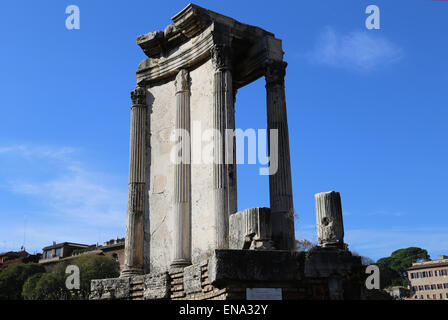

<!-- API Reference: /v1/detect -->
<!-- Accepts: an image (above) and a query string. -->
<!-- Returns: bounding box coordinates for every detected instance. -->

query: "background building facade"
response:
[408,255,448,300]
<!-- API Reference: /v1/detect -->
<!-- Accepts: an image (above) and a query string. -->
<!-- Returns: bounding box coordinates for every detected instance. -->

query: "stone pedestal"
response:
[91,248,362,300]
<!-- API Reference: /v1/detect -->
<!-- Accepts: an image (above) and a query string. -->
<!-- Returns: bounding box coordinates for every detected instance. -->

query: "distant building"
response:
[0,250,41,269]
[39,242,90,264]
[407,255,448,300]
[99,239,125,268]
[384,286,409,300]
[39,239,125,270]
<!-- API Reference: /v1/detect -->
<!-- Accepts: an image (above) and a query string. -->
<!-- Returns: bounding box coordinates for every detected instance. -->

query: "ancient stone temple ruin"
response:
[90,4,363,300]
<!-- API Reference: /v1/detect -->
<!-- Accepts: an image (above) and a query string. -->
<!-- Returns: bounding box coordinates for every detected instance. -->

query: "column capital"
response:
[264,60,287,87]
[210,44,232,71]
[175,69,190,93]
[130,85,147,107]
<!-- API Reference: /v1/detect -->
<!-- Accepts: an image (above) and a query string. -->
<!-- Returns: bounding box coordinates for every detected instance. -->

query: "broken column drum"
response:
[315,191,344,247]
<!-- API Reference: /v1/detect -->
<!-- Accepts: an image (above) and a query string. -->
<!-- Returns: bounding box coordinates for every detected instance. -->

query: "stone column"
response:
[211,44,233,249]
[121,85,147,277]
[171,69,192,267]
[226,89,238,215]
[265,60,295,250]
[315,191,344,247]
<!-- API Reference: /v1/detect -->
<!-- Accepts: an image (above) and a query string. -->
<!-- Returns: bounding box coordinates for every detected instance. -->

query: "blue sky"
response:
[0,0,447,261]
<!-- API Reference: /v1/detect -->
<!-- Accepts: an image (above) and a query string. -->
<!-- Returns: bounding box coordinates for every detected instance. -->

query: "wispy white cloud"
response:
[365,210,405,217]
[345,227,448,260]
[0,144,127,252]
[11,165,126,227]
[307,27,402,71]
[0,144,77,161]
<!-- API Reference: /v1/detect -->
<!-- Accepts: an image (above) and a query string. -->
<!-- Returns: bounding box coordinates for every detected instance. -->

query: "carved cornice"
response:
[137,4,274,59]
[265,60,287,87]
[175,69,190,93]
[135,4,285,87]
[136,26,214,85]
[130,85,146,106]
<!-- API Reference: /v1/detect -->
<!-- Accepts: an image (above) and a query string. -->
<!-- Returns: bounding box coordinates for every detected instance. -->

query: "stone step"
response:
[130,291,144,297]
[203,284,213,292]
[130,286,144,291]
[170,277,183,285]
[171,284,184,292]
[170,291,186,299]
[170,272,184,279]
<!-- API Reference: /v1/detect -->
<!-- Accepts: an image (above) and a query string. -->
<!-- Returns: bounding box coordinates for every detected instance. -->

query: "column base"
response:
[170,259,191,269]
[120,268,144,278]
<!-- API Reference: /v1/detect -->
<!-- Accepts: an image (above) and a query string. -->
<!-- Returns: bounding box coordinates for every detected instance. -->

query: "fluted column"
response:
[171,69,192,267]
[265,60,295,250]
[121,85,147,277]
[227,89,238,215]
[211,44,233,249]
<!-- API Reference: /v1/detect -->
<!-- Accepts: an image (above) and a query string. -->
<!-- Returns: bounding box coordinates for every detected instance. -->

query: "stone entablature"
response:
[135,4,283,89]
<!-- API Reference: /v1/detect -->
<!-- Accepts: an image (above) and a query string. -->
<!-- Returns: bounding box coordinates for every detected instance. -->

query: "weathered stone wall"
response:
[189,59,216,264]
[146,79,176,273]
[145,59,217,273]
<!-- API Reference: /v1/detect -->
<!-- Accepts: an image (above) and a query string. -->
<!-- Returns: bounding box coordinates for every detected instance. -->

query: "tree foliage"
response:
[363,288,393,300]
[0,263,45,300]
[23,255,119,300]
[351,251,374,266]
[1,254,120,300]
[295,239,317,252]
[75,254,119,298]
[22,272,71,300]
[376,247,429,288]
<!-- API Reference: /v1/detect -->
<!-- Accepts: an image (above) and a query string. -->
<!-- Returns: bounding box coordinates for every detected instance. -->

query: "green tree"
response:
[22,272,71,300]
[22,273,43,300]
[376,247,429,288]
[351,251,375,266]
[75,254,119,298]
[0,263,45,300]
[295,239,317,252]
[22,254,119,300]
[363,288,393,300]
[22,262,74,300]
